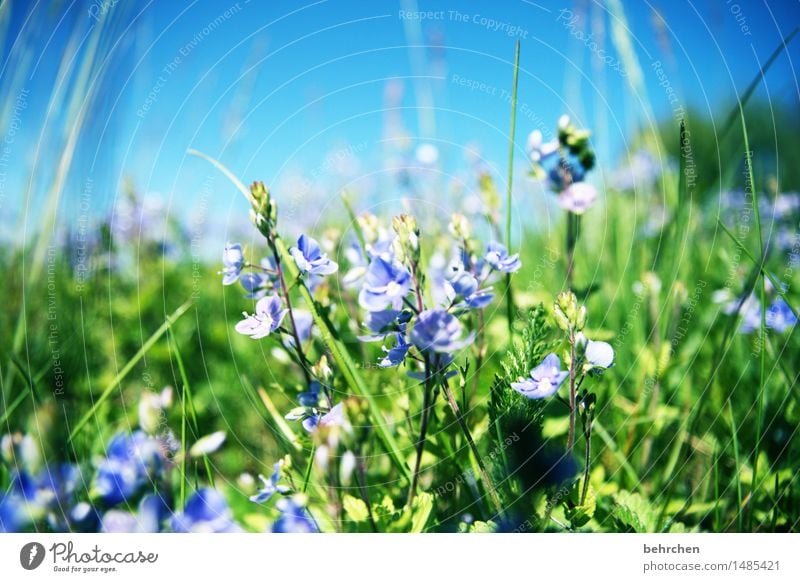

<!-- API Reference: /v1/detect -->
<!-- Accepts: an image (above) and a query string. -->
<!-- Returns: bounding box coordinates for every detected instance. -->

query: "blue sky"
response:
[2,0,799,241]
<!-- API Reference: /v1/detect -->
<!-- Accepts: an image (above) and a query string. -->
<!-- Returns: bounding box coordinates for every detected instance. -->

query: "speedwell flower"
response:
[272,497,317,533]
[290,234,338,276]
[484,241,521,273]
[450,271,494,309]
[235,294,287,340]
[557,182,597,215]
[220,243,244,285]
[410,309,475,354]
[95,431,165,506]
[250,460,289,504]
[766,298,798,333]
[171,488,242,533]
[584,339,615,371]
[511,353,568,400]
[358,257,413,311]
[378,332,411,368]
[101,494,165,533]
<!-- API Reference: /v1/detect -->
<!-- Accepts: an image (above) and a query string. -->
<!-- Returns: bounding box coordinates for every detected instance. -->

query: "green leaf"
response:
[342,494,369,523]
[410,492,434,533]
[566,486,596,528]
[611,490,656,533]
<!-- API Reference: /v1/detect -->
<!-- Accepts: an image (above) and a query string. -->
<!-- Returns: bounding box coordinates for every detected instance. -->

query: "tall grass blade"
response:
[68,300,193,441]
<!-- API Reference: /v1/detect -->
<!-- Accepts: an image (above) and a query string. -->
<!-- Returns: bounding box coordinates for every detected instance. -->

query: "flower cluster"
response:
[527,116,598,214]
[0,384,318,533]
[352,212,518,376]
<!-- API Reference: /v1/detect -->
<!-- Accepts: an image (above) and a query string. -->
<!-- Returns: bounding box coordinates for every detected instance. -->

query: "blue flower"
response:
[235,294,287,339]
[0,493,29,532]
[95,431,165,506]
[171,489,242,533]
[547,160,586,190]
[358,257,413,311]
[766,298,797,333]
[358,309,409,342]
[290,234,338,276]
[69,502,100,533]
[0,463,82,532]
[484,241,521,273]
[240,272,267,299]
[527,130,559,164]
[301,402,347,433]
[272,497,317,533]
[410,309,475,354]
[297,381,322,407]
[450,271,494,309]
[249,461,289,504]
[221,243,245,285]
[101,495,166,533]
[379,332,411,368]
[511,354,568,399]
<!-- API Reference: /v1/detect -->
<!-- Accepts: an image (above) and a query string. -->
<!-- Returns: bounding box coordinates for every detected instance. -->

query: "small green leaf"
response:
[410,492,434,533]
[566,486,596,527]
[611,490,656,533]
[342,494,369,523]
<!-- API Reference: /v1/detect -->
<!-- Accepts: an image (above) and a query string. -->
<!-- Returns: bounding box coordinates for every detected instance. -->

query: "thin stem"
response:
[408,357,434,505]
[567,334,577,452]
[441,378,504,516]
[470,311,486,399]
[580,405,594,506]
[504,42,520,337]
[244,261,277,274]
[268,235,312,386]
[504,40,520,247]
[565,213,578,288]
[302,443,316,493]
[356,452,379,532]
[411,263,425,313]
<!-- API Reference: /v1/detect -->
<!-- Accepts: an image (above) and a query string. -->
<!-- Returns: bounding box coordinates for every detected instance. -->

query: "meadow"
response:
[0,5,798,534]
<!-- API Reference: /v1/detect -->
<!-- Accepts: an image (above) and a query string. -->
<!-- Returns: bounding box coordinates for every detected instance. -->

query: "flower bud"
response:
[357,212,380,244]
[448,213,472,240]
[312,355,333,382]
[554,291,585,332]
[249,181,278,234]
[392,214,420,264]
[339,450,357,486]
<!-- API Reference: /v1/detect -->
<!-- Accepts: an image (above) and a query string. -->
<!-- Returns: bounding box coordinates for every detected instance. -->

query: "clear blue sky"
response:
[1,0,798,241]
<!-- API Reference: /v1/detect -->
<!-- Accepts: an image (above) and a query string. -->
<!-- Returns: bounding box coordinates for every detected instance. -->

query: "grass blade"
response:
[504,41,520,336]
[727,399,744,531]
[68,300,193,441]
[716,221,799,322]
[504,40,520,248]
[720,28,799,139]
[740,107,768,530]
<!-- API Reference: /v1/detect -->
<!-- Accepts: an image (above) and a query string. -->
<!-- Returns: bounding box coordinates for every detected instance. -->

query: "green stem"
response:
[408,358,434,505]
[580,406,594,506]
[268,234,312,387]
[441,378,504,517]
[504,40,520,248]
[503,42,521,337]
[567,334,577,452]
